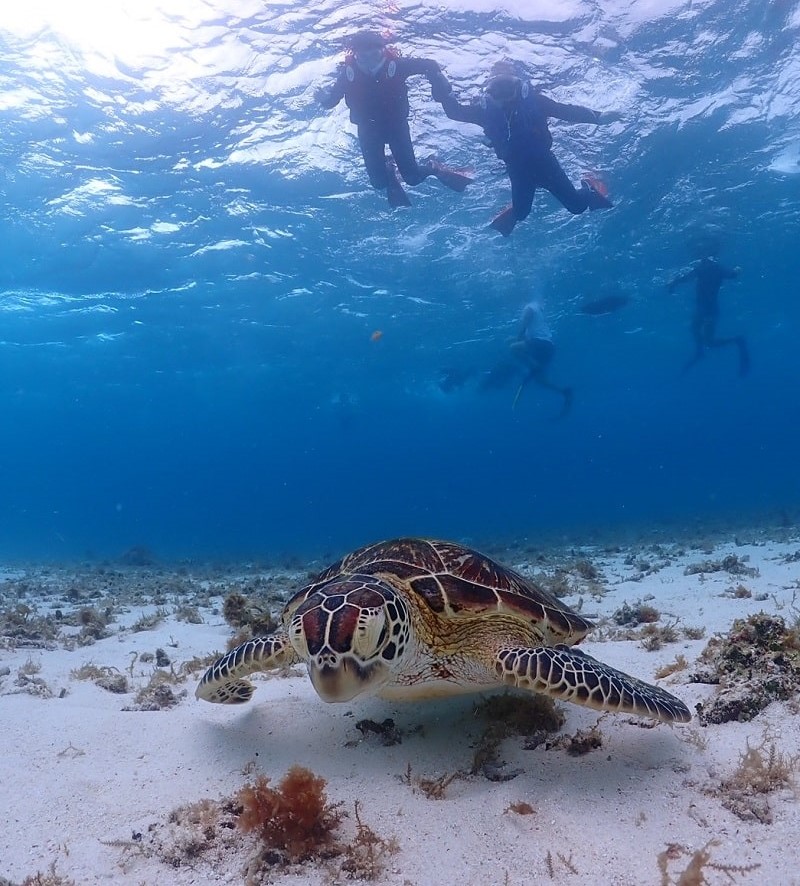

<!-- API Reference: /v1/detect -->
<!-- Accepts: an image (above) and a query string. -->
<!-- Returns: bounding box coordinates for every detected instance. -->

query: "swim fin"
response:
[387,182,412,207]
[429,160,473,192]
[386,164,411,207]
[490,204,516,236]
[581,175,613,210]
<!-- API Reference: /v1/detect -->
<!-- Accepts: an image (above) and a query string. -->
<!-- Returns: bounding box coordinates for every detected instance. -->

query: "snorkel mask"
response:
[485,74,526,105]
[351,31,387,75]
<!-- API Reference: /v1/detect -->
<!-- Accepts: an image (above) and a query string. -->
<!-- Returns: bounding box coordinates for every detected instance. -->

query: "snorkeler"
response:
[510,300,572,415]
[439,62,622,235]
[667,256,749,376]
[315,31,472,206]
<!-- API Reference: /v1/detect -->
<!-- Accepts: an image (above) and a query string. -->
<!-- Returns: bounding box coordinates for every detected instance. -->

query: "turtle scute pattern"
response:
[196,537,692,725]
[331,538,592,643]
[496,644,692,723]
[197,635,297,704]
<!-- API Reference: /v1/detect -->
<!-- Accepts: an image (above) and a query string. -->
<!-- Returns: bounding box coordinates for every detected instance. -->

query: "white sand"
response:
[2,532,800,885]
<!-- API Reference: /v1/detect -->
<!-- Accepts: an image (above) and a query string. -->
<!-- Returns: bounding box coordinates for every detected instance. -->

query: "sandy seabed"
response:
[2,527,800,886]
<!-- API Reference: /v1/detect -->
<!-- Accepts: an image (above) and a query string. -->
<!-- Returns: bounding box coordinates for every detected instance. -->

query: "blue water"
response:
[1,1,798,561]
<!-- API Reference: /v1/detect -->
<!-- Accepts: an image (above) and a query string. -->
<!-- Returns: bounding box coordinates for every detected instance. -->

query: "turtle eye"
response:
[351,609,387,659]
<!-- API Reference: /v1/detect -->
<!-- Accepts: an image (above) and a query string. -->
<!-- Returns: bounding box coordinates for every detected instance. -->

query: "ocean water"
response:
[0,0,798,562]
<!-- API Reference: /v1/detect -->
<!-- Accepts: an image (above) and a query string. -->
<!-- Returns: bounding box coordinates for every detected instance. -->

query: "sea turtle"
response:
[196,538,691,723]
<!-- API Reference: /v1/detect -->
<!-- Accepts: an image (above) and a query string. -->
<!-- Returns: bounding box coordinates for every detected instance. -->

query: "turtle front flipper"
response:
[495,644,691,724]
[196,634,299,704]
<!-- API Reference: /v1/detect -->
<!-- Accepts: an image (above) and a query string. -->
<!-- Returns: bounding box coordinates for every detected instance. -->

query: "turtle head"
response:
[289,576,412,702]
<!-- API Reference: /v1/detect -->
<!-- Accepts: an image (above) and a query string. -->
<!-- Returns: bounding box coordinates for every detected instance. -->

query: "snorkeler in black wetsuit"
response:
[667,256,749,376]
[315,30,471,206]
[439,66,621,235]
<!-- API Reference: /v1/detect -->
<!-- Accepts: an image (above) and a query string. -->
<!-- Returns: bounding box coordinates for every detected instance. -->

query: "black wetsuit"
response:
[441,88,604,220]
[317,54,448,189]
[669,258,748,373]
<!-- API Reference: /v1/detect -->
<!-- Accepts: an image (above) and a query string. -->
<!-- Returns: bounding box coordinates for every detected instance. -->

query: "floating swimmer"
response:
[667,256,749,377]
[315,31,472,207]
[509,300,572,416]
[439,60,622,235]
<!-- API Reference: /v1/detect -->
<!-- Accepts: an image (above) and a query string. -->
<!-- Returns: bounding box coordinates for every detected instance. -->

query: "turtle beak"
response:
[309,657,388,702]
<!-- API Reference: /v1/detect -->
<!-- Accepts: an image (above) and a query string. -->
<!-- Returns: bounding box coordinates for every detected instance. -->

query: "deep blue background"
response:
[0,1,798,560]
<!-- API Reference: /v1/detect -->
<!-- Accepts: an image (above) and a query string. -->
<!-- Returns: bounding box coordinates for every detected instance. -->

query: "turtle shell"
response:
[283,537,593,646]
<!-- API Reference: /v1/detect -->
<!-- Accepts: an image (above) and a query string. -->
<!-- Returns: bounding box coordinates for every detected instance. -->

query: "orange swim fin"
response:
[430,160,473,192]
[581,174,613,210]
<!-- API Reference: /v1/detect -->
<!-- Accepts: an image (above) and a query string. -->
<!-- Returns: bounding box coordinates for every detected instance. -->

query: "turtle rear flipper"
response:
[196,633,298,704]
[495,644,691,724]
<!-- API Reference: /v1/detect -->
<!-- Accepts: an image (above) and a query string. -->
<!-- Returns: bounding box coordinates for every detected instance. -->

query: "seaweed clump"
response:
[692,613,800,724]
[530,557,606,600]
[1,863,77,885]
[113,769,396,882]
[67,606,113,645]
[354,717,404,746]
[612,600,661,626]
[657,840,759,885]
[0,603,61,648]
[400,765,459,799]
[156,798,235,868]
[553,723,604,756]
[222,592,277,639]
[71,663,129,694]
[684,554,758,578]
[471,693,564,778]
[235,766,397,881]
[236,766,344,863]
[339,801,399,880]
[123,669,186,711]
[710,739,798,824]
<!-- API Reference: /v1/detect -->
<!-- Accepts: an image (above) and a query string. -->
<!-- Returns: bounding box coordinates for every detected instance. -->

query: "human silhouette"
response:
[316,31,471,206]
[439,64,621,234]
[509,300,572,414]
[667,256,749,375]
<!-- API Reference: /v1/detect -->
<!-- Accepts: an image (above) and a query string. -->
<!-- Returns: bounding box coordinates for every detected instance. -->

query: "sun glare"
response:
[0,0,218,70]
